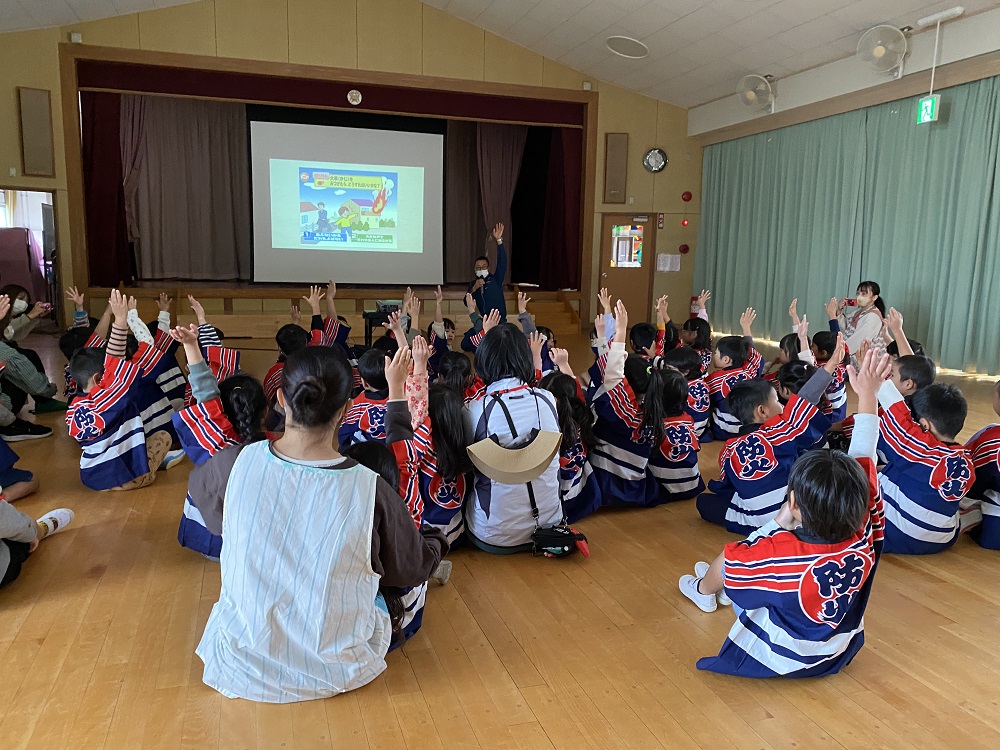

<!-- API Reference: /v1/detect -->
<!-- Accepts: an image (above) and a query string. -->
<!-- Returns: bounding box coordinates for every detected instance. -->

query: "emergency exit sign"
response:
[917,94,940,124]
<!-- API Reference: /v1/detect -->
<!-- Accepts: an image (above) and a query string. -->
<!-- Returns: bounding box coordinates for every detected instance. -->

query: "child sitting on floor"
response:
[697,335,845,536]
[705,308,764,440]
[65,291,175,491]
[1,504,74,590]
[679,349,889,679]
[963,380,1000,550]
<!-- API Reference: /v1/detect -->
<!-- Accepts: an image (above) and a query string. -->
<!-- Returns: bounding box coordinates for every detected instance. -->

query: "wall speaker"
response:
[17,88,55,178]
[603,132,628,204]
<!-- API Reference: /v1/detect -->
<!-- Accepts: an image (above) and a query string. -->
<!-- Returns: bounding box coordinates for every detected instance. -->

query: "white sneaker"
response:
[431,559,452,586]
[37,508,74,538]
[162,449,186,470]
[694,561,732,606]
[679,574,717,613]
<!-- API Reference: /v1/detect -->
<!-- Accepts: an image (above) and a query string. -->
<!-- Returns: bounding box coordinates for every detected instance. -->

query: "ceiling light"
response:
[606,36,649,59]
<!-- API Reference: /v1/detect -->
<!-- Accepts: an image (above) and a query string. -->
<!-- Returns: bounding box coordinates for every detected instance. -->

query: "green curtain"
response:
[696,75,1000,373]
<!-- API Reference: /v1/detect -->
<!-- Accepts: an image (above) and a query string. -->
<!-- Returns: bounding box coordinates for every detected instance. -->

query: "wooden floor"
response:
[4,332,1000,750]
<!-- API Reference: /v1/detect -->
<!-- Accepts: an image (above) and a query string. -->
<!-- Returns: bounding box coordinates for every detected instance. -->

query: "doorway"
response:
[598,213,656,319]
[0,189,58,326]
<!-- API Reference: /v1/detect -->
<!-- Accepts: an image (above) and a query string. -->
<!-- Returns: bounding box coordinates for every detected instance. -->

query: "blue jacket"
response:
[467,241,507,318]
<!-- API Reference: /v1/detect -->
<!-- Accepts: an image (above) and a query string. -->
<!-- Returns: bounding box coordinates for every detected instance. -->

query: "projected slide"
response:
[298,167,401,250]
[250,120,443,285]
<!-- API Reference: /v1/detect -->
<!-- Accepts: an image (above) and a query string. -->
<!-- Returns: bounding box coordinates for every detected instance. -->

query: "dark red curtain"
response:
[81,91,131,286]
[539,127,583,290]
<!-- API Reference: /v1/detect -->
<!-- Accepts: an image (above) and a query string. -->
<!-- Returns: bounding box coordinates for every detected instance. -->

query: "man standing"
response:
[468,223,507,319]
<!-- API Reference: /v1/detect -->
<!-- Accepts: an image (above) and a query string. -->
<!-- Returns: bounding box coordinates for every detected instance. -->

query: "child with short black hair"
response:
[678,349,888,678]
[697,335,845,535]
[877,377,975,554]
[263,286,326,405]
[338,347,391,447]
[705,308,764,440]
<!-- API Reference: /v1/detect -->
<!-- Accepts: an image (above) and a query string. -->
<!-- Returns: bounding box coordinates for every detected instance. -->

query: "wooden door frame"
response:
[598,212,657,321]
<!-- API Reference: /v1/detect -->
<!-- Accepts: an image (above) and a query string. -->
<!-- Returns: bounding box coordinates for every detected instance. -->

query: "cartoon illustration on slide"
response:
[299,167,398,250]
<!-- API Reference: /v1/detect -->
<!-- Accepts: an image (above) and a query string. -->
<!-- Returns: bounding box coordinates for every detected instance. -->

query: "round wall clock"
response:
[643,147,668,173]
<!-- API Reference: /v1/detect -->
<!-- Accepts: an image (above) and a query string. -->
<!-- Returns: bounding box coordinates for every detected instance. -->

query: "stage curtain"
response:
[444,120,482,284]
[131,96,252,280]
[81,91,132,287]
[477,122,528,284]
[120,94,147,243]
[696,73,1000,373]
[539,127,583,291]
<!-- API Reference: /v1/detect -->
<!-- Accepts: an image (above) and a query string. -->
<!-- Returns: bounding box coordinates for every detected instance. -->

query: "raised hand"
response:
[825,297,839,320]
[797,314,810,343]
[886,307,904,336]
[847,348,892,415]
[402,286,414,314]
[290,305,302,325]
[65,286,85,311]
[157,292,172,313]
[126,295,138,312]
[465,292,477,315]
[613,300,628,343]
[655,295,669,325]
[385,345,412,401]
[740,307,756,336]
[518,291,531,315]
[492,222,504,243]
[823,333,846,374]
[410,297,422,329]
[385,310,406,341]
[109,289,129,323]
[482,309,502,334]
[326,279,336,300]
[302,285,325,315]
[788,298,799,327]
[856,338,872,365]
[0,295,10,321]
[598,287,612,314]
[411,335,431,373]
[528,330,545,359]
[552,347,571,370]
[697,289,712,310]
[188,295,207,326]
[168,323,199,346]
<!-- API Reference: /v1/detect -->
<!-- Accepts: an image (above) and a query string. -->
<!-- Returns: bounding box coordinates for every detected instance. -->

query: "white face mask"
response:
[475,269,489,279]
[12,299,28,315]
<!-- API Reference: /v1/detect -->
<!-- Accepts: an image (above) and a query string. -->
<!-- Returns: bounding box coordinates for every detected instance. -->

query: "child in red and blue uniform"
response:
[646,366,704,503]
[65,291,174,491]
[705,308,764,440]
[697,338,845,536]
[678,349,889,679]
[338,348,391,447]
[663,346,709,438]
[876,378,975,554]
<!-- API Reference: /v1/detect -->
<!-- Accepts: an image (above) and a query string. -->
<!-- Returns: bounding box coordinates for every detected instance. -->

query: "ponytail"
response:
[219,374,267,444]
[640,366,668,444]
[427,384,474,479]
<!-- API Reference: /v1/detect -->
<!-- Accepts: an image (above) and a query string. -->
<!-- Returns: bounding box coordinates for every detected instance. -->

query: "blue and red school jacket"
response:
[697,456,884,678]
[816,359,848,423]
[706,394,830,536]
[390,418,471,544]
[964,424,1000,550]
[65,344,166,490]
[338,390,389,447]
[686,378,710,438]
[172,398,241,558]
[428,329,450,381]
[705,345,764,440]
[64,328,115,403]
[647,414,704,503]
[558,437,602,523]
[877,387,976,554]
[181,329,241,408]
[587,353,661,508]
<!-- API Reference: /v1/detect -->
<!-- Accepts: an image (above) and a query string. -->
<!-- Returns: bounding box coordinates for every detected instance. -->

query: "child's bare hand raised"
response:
[302,285,325,316]
[66,286,85,311]
[465,292,476,315]
[168,323,199,346]
[825,297,839,320]
[552,347,571,371]
[613,300,628,343]
[847,348,892,415]
[290,305,302,325]
[655,295,669,325]
[109,289,129,323]
[188,295,207,325]
[856,338,872,365]
[739,307,756,336]
[385,346,412,401]
[518,291,530,315]
[0,295,10,321]
[886,307,904,336]
[482,309,502,334]
[157,292,172,313]
[598,287,612,314]
[411,335,430,374]
[788,298,800,327]
[697,289,711,310]
[822,333,845,375]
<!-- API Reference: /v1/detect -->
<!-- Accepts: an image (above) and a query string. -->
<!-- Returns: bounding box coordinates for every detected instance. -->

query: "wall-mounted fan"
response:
[857,25,908,77]
[737,74,776,113]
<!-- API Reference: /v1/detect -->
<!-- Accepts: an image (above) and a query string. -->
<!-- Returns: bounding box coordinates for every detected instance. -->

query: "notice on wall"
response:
[657,253,681,272]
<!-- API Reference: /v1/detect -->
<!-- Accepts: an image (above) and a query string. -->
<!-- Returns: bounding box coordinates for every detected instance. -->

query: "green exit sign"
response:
[917,94,940,124]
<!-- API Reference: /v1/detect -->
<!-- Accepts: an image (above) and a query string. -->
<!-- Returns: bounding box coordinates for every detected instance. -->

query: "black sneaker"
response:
[0,418,53,442]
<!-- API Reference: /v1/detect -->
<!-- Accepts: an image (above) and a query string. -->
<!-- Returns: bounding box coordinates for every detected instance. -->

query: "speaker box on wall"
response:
[17,87,55,178]
[603,132,628,204]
